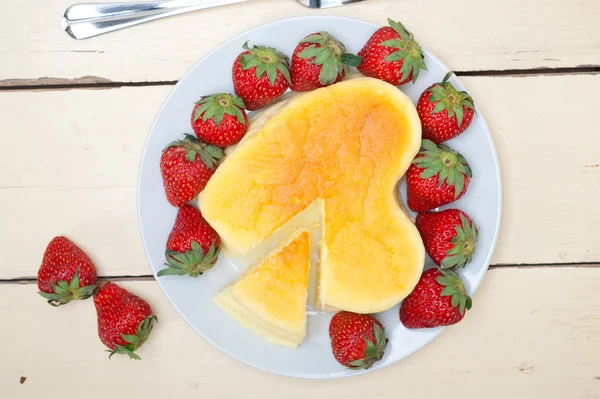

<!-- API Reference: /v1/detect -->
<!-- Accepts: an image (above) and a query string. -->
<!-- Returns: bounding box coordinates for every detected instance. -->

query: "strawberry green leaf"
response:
[69,267,80,290]
[239,42,291,87]
[432,102,446,114]
[380,18,427,83]
[456,106,465,127]
[160,242,220,278]
[122,334,140,344]
[340,53,363,67]
[255,63,266,79]
[298,32,358,86]
[414,141,471,199]
[165,134,224,169]
[276,63,292,85]
[194,93,247,128]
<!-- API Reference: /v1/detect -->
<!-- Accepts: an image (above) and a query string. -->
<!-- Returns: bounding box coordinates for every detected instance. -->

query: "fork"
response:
[61,0,364,40]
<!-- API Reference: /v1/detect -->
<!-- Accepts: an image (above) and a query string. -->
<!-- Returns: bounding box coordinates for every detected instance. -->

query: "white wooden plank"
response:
[1,75,599,279]
[1,267,599,398]
[1,0,599,84]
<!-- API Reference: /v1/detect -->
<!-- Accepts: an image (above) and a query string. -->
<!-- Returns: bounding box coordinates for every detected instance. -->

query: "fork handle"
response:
[61,0,253,40]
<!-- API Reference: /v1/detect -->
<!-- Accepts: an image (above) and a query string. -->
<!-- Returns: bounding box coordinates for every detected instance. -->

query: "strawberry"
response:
[400,268,472,328]
[417,72,476,144]
[357,18,427,86]
[158,204,221,277]
[232,42,291,110]
[160,134,224,207]
[290,32,363,92]
[416,209,479,269]
[329,311,388,370]
[37,236,97,306]
[191,93,248,147]
[94,282,157,360]
[406,140,472,212]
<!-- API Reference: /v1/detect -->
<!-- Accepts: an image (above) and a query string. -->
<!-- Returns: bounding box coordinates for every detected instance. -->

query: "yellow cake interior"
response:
[202,76,425,314]
[213,229,311,348]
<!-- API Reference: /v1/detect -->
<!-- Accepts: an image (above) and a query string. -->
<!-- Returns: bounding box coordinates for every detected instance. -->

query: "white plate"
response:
[138,16,502,379]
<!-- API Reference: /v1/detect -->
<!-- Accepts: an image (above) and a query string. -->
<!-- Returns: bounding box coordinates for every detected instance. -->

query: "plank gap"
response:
[4,264,599,285]
[0,66,598,91]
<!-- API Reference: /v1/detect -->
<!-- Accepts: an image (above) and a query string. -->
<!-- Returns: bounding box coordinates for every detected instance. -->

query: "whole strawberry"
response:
[191,93,248,147]
[400,268,472,328]
[158,204,221,277]
[290,32,363,92]
[357,18,427,85]
[417,72,476,144]
[329,311,388,369]
[37,236,97,306]
[232,42,291,110]
[416,209,478,269]
[160,134,224,207]
[94,282,157,360]
[406,139,472,212]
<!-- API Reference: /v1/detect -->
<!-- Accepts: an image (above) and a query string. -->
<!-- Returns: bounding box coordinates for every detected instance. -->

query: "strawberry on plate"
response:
[37,236,97,306]
[417,71,476,144]
[290,31,363,92]
[329,311,388,370]
[160,134,224,208]
[158,204,221,277]
[400,268,472,329]
[357,18,427,85]
[94,282,157,360]
[406,139,472,212]
[416,209,479,269]
[191,93,248,147]
[232,42,291,110]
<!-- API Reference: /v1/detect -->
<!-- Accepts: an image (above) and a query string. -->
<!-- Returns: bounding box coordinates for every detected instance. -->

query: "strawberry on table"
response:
[329,311,388,370]
[400,268,472,329]
[158,204,221,277]
[160,134,224,208]
[37,236,97,306]
[232,42,291,110]
[416,209,479,269]
[290,31,363,92]
[406,139,472,212]
[191,93,248,147]
[94,282,157,360]
[357,18,427,86]
[417,71,476,143]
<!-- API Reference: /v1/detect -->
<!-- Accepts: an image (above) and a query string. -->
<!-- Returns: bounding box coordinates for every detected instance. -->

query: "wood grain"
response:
[1,0,599,85]
[2,75,599,278]
[2,267,599,398]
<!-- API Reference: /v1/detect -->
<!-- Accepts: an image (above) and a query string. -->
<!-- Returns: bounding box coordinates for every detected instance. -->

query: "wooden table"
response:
[2,0,599,397]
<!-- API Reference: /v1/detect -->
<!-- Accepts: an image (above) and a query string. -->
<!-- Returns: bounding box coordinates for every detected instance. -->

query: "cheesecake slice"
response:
[213,229,311,348]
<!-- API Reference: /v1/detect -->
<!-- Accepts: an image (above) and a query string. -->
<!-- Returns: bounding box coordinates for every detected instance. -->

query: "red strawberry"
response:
[158,204,221,277]
[37,236,97,306]
[357,18,427,85]
[329,311,388,369]
[191,93,248,147]
[400,268,472,328]
[160,134,224,207]
[417,72,476,144]
[94,282,157,360]
[416,209,479,269]
[290,32,363,92]
[406,140,472,212]
[232,42,291,110]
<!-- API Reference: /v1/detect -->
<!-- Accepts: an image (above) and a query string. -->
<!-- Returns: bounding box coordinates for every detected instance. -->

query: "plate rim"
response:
[137,14,503,380]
